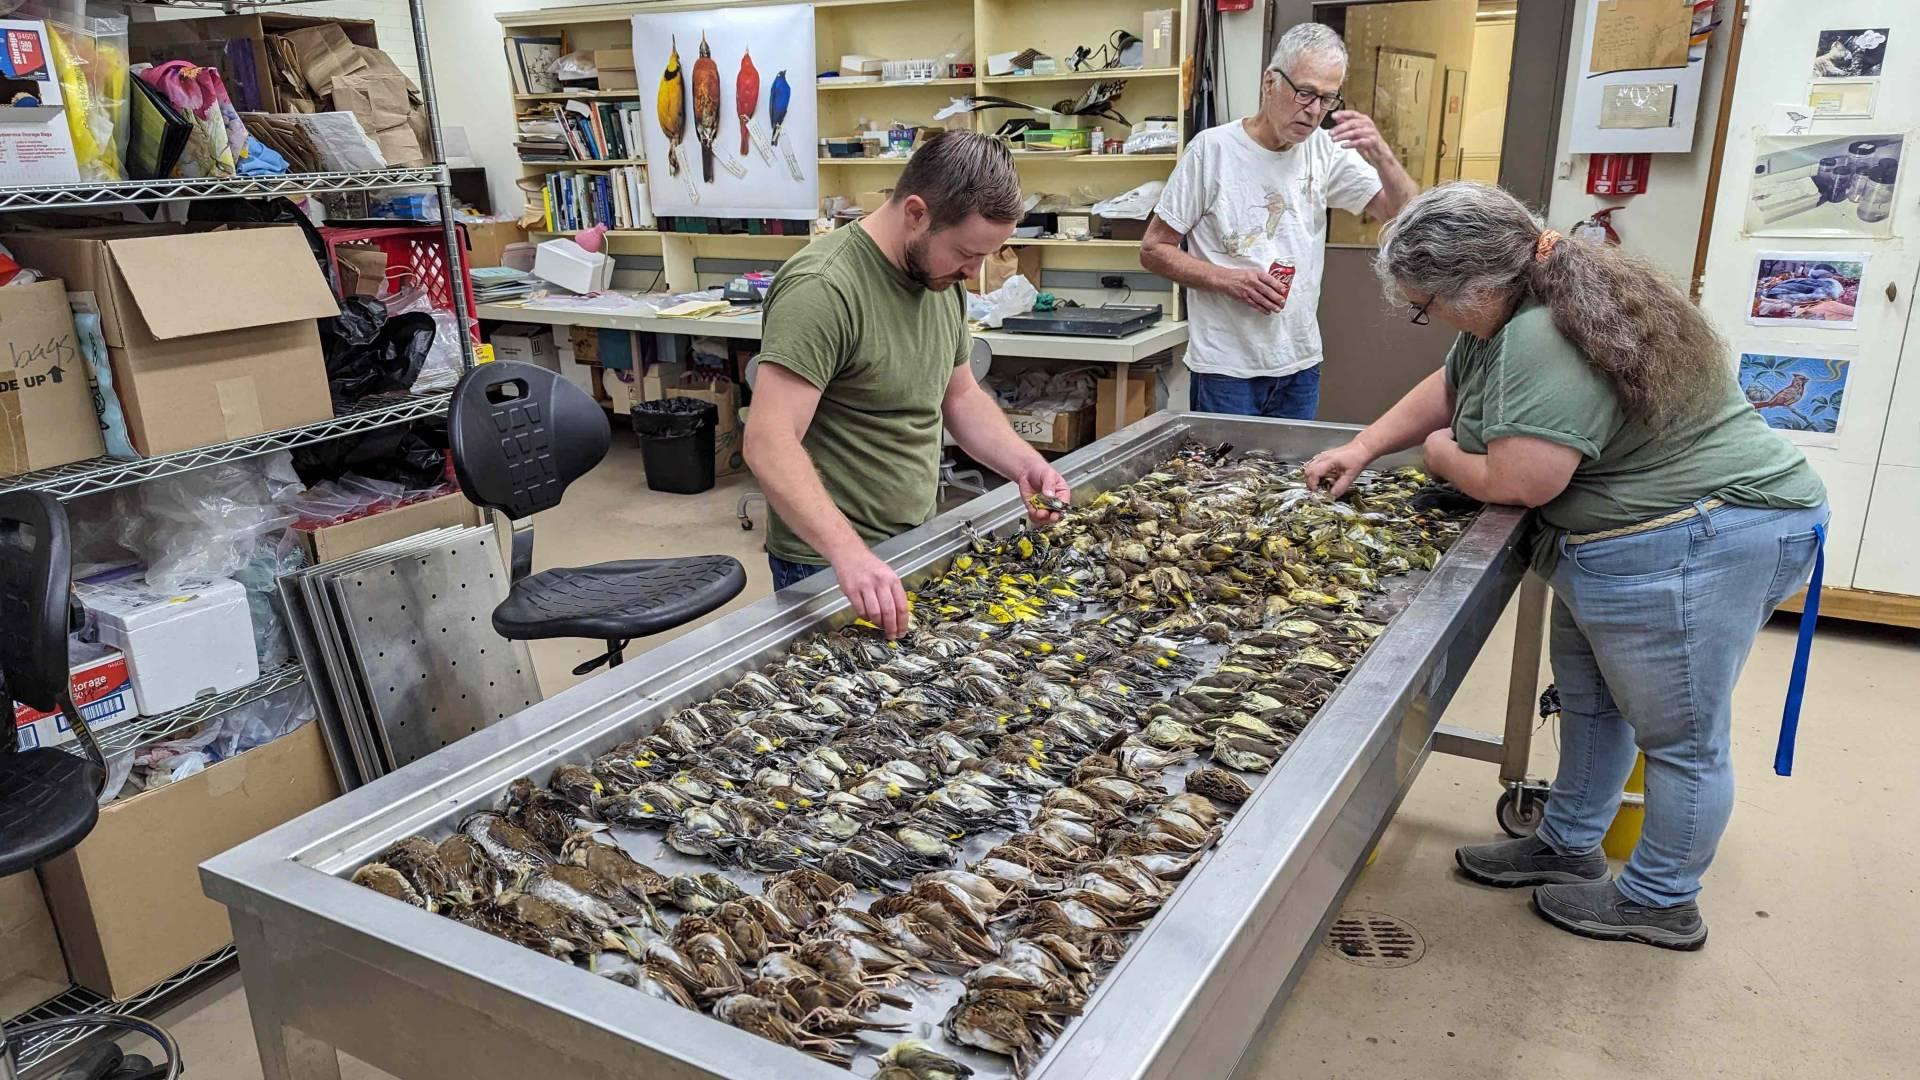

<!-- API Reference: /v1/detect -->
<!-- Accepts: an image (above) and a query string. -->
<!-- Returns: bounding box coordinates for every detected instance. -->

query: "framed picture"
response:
[1811,27,1888,79]
[1747,252,1865,330]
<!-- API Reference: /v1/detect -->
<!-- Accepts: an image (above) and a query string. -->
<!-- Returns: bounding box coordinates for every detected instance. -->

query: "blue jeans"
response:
[1536,500,1828,908]
[1188,367,1321,420]
[769,554,826,590]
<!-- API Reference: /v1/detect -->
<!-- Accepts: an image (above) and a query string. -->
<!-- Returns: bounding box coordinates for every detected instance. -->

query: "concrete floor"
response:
[134,441,1919,1080]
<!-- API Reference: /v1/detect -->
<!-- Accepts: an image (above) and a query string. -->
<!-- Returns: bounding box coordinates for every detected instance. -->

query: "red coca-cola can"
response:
[1268,259,1296,308]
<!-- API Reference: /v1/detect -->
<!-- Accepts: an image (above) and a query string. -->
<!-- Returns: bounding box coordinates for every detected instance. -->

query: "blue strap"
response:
[1774,522,1826,777]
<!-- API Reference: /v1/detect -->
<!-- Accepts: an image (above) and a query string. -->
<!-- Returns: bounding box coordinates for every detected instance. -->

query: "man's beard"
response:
[904,234,959,291]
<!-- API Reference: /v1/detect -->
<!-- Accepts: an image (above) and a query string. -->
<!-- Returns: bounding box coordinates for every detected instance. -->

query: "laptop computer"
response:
[1001,304,1163,338]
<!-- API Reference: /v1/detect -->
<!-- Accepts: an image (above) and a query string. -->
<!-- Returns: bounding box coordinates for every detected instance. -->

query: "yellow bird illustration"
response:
[657,36,687,176]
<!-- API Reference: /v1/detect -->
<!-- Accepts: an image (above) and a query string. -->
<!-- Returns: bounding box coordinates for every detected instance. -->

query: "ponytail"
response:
[1523,234,1729,427]
[1379,182,1728,428]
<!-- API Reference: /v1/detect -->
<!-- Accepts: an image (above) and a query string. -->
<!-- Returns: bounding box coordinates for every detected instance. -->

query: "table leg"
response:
[1111,365,1130,434]
[1501,572,1550,784]
[231,912,342,1080]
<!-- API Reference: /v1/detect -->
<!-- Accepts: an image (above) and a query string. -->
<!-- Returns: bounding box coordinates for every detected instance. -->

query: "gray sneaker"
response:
[1532,879,1708,951]
[1454,834,1609,888]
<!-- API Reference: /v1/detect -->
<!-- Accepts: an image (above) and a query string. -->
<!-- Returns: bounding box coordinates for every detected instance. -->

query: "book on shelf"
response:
[539,166,654,233]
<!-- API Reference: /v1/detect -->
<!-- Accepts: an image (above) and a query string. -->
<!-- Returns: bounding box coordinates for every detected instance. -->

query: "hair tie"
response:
[1535,229,1561,263]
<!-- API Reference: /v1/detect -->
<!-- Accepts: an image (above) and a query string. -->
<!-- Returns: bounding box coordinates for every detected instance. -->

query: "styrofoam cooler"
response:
[76,577,259,716]
[532,238,614,294]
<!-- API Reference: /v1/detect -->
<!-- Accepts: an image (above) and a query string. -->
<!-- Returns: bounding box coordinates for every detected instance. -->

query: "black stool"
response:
[448,361,748,676]
[1,492,181,1078]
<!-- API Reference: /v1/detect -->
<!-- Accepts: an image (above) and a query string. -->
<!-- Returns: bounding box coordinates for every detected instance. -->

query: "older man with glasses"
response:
[1143,22,1417,419]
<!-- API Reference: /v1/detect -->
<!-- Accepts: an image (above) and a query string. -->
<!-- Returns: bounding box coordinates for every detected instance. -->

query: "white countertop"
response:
[474,301,1188,363]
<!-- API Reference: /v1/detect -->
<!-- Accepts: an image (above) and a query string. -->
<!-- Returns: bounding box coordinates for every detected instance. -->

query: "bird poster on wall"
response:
[1739,350,1852,448]
[633,3,817,220]
[1747,252,1865,330]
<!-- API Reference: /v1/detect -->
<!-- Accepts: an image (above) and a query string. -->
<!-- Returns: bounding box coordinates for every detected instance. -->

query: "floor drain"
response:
[1325,910,1425,968]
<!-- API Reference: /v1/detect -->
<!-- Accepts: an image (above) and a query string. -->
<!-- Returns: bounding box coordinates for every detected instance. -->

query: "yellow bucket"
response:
[1601,754,1646,861]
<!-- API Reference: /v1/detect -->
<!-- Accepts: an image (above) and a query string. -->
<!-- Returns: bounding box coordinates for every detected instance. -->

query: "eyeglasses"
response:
[1277,70,1344,113]
[1408,295,1435,325]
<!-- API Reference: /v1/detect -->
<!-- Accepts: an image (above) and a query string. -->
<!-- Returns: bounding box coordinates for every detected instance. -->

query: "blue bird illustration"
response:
[1759,264,1845,303]
[770,70,792,145]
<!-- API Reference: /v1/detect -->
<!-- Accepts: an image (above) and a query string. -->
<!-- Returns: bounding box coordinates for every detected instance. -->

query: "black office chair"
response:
[448,361,748,676]
[1,492,182,1079]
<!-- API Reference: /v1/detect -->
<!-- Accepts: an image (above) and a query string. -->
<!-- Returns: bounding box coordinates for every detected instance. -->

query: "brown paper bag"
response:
[336,247,389,297]
[331,73,425,167]
[283,23,368,101]
[978,245,1042,292]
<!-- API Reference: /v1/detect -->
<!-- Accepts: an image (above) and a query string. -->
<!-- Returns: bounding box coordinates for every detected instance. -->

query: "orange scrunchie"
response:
[1535,229,1562,263]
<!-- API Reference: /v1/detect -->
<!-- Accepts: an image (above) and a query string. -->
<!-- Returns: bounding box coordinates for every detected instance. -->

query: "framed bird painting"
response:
[633,3,819,220]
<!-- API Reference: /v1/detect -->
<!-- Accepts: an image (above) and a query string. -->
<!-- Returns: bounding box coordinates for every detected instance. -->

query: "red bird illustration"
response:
[737,47,760,157]
[692,32,721,183]
[1751,373,1810,411]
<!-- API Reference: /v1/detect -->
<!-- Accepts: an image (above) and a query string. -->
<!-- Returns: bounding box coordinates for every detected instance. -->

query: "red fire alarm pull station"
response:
[1587,153,1652,196]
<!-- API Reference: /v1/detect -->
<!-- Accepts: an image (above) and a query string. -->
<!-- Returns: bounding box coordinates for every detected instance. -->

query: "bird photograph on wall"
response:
[1748,254,1863,329]
[692,32,721,182]
[634,3,816,215]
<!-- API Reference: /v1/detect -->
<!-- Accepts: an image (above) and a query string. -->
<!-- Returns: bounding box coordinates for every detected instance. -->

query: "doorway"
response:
[1258,0,1571,422]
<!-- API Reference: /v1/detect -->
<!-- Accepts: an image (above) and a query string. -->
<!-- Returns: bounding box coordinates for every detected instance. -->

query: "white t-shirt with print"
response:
[1154,121,1381,379]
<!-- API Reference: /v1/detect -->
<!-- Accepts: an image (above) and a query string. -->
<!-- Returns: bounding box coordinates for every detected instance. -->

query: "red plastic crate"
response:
[318,224,479,341]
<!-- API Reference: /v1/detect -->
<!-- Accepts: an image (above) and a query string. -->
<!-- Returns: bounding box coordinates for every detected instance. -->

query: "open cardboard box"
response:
[37,722,338,1001]
[0,870,68,1018]
[4,225,340,457]
[0,278,106,477]
[295,491,485,564]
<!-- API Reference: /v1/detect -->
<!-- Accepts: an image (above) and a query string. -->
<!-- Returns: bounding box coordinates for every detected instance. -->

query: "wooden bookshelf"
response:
[498,0,1188,304]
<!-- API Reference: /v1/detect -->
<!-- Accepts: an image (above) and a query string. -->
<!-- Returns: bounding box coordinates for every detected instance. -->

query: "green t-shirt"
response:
[757,223,968,564]
[1445,301,1826,575]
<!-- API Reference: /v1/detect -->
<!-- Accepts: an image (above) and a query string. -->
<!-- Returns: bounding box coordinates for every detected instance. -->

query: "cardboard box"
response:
[78,576,258,717]
[1003,405,1093,453]
[667,376,743,476]
[0,870,67,1019]
[463,221,528,269]
[856,190,890,214]
[1144,9,1178,69]
[0,279,107,477]
[13,641,134,751]
[567,325,602,364]
[4,227,339,457]
[487,323,559,370]
[0,20,82,185]
[294,491,484,564]
[596,47,637,91]
[1096,368,1159,438]
[38,722,339,1000]
[1094,214,1150,242]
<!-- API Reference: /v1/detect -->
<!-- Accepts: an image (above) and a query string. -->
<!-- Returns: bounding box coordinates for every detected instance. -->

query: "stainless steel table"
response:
[203,412,1529,1080]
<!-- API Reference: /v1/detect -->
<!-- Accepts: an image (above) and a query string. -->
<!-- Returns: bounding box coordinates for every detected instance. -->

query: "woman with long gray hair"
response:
[1306,182,1827,951]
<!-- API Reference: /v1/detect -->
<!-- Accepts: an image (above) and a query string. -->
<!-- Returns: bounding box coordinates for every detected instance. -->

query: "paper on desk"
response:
[657,299,733,319]
[1588,0,1691,75]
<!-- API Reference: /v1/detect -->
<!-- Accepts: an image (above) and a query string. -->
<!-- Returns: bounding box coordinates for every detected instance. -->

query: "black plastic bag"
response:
[321,297,434,407]
[292,417,449,489]
[632,397,717,439]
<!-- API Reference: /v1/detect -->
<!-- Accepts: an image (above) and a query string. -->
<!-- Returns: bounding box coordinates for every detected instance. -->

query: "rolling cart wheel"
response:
[1496,787,1547,838]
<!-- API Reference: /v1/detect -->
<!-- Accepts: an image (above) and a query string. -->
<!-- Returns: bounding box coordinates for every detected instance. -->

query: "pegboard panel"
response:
[335,528,540,770]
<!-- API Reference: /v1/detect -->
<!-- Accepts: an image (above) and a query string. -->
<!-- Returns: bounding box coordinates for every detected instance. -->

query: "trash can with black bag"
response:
[631,398,718,494]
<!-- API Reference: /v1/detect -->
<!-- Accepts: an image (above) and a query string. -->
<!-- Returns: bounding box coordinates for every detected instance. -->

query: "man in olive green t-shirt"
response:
[743,132,1071,639]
